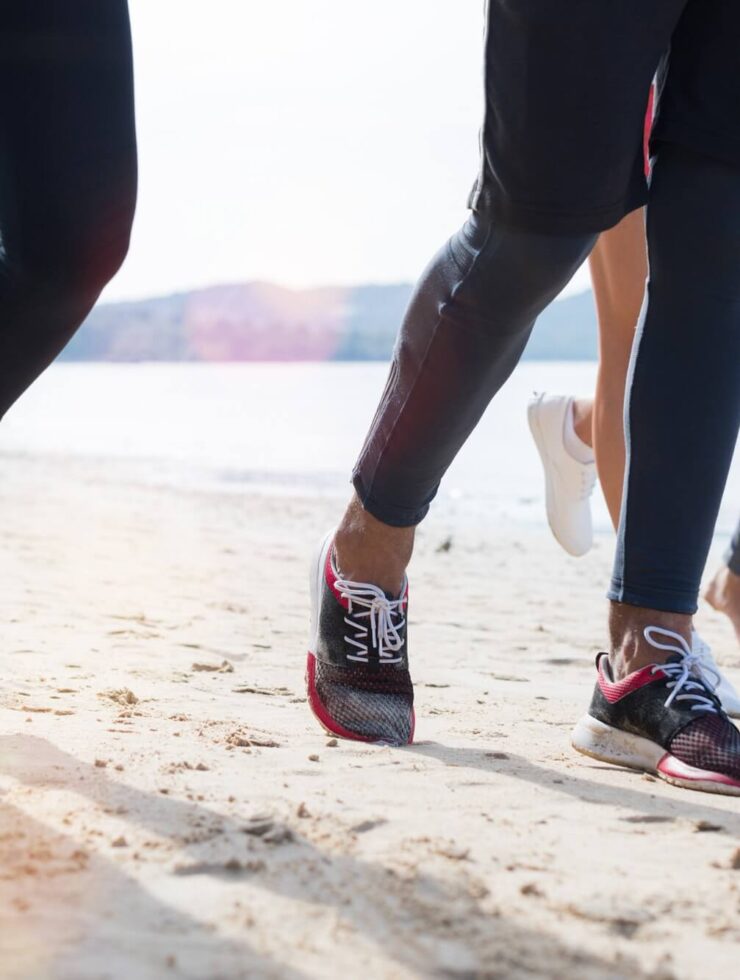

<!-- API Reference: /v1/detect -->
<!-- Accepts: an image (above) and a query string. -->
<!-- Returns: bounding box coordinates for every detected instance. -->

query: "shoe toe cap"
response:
[333,689,414,745]
[550,504,593,557]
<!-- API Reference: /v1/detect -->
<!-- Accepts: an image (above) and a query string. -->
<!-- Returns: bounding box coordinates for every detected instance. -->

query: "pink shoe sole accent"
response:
[657,752,740,790]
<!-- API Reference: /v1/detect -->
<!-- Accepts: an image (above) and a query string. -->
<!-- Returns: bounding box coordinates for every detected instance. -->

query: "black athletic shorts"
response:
[470,0,740,233]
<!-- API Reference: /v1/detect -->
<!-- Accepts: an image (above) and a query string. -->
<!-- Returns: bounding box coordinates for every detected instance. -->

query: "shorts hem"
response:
[471,184,648,235]
[652,118,740,171]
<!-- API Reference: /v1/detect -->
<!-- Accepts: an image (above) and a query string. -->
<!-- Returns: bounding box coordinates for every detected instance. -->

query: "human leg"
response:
[526,210,648,556]
[340,214,597,580]
[309,0,683,743]
[608,144,740,669]
[704,519,740,644]
[589,209,649,526]
[574,144,740,793]
[0,1,137,419]
[318,215,596,743]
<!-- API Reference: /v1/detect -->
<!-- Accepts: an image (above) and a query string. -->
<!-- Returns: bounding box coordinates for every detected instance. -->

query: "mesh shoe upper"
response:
[313,658,414,744]
[669,714,740,781]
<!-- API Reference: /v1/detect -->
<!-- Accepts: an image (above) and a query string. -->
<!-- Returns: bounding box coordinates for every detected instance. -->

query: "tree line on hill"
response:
[61,282,598,362]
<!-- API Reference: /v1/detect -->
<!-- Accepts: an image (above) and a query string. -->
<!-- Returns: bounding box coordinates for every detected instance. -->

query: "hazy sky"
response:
[107,0,590,301]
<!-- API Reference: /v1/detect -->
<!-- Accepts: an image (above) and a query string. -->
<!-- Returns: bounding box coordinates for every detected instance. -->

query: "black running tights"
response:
[353,144,740,614]
[0,2,137,419]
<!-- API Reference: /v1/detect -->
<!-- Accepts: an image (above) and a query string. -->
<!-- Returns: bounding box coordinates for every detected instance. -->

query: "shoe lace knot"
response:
[644,626,720,714]
[334,578,406,665]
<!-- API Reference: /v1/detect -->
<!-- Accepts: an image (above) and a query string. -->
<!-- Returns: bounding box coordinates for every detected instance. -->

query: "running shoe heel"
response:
[308,528,335,648]
[571,714,664,773]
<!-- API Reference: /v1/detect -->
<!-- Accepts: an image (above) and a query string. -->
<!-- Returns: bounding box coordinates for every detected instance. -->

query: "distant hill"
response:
[60,282,598,362]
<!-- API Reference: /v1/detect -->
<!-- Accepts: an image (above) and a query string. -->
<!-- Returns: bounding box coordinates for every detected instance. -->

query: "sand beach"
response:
[1,451,739,979]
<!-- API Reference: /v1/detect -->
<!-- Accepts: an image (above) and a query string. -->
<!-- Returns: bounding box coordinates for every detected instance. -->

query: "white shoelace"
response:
[334,577,406,665]
[644,626,720,713]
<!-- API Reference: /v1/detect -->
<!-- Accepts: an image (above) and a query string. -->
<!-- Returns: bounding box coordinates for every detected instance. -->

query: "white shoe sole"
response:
[527,396,591,557]
[571,714,740,797]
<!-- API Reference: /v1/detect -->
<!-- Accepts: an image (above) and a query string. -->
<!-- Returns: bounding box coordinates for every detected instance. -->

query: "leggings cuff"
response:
[607,581,698,616]
[351,471,430,528]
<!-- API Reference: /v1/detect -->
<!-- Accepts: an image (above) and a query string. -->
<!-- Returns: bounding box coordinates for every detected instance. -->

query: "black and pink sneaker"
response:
[572,627,740,796]
[306,530,414,745]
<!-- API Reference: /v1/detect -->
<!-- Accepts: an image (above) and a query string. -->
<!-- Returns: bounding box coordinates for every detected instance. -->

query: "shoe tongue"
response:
[664,653,684,666]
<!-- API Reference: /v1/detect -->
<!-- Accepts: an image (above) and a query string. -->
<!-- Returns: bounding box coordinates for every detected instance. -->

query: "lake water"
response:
[1,362,737,538]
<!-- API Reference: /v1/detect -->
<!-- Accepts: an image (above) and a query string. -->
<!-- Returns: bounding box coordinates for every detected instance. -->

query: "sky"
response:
[106,0,590,302]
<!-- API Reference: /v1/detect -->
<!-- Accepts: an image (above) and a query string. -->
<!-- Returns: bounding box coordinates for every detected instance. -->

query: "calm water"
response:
[1,362,737,536]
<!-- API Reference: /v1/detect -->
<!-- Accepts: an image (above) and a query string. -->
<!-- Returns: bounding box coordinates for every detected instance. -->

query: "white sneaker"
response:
[693,630,740,719]
[527,392,596,557]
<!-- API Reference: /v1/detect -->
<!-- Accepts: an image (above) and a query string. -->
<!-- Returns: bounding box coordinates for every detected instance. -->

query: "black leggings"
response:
[353,144,740,614]
[0,2,137,419]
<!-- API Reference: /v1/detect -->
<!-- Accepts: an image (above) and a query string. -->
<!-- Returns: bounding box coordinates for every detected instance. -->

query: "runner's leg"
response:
[310,0,684,744]
[609,144,740,669]
[704,518,740,645]
[338,216,597,588]
[589,210,648,527]
[0,1,137,419]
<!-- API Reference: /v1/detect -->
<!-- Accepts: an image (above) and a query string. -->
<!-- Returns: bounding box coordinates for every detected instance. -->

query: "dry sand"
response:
[1,453,739,980]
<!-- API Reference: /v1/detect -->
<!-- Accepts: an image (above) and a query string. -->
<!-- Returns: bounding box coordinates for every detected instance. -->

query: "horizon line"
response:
[100,278,594,308]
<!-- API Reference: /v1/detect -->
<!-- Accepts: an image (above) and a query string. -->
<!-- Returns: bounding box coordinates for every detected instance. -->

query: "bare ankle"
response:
[572,397,594,449]
[334,494,414,596]
[608,602,693,680]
